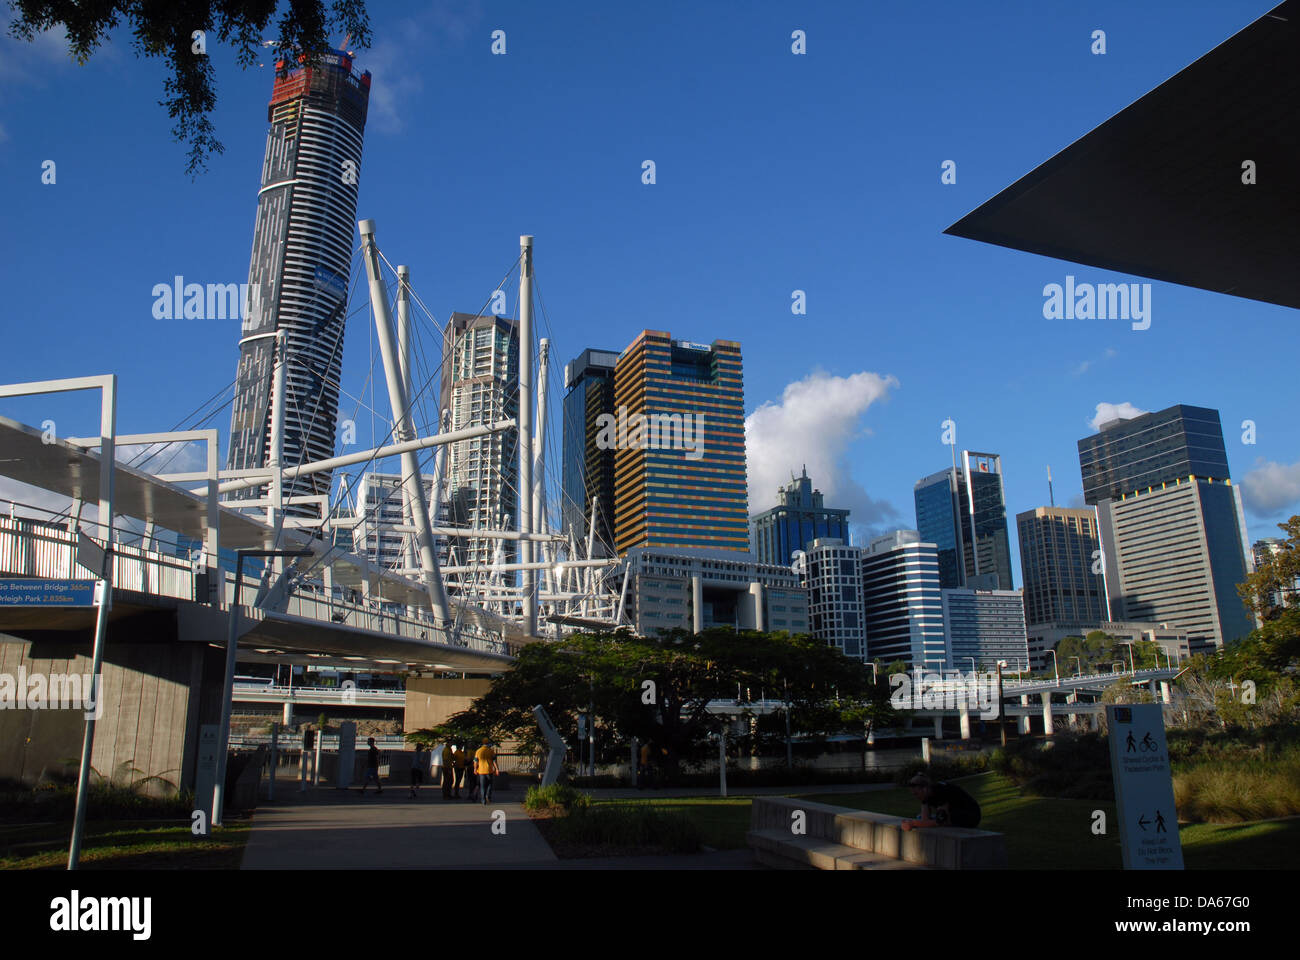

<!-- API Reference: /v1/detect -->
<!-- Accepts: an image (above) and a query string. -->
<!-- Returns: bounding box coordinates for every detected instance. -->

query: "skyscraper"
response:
[1016,507,1106,626]
[751,467,851,566]
[860,531,947,668]
[913,452,1013,590]
[1095,476,1254,649]
[561,348,619,551]
[795,538,866,660]
[439,311,520,569]
[227,50,371,513]
[1080,404,1254,650]
[612,331,748,554]
[1078,404,1230,505]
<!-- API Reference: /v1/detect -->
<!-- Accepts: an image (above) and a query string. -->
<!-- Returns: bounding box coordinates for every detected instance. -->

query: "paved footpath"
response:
[241,776,894,869]
[241,785,557,869]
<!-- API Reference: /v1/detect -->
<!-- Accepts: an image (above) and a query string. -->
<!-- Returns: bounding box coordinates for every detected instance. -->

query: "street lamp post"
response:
[1047,649,1060,686]
[1070,656,1081,677]
[996,660,1007,747]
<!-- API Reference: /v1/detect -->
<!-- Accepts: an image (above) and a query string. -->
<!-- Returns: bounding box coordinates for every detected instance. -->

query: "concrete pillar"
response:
[282,701,292,726]
[1040,691,1053,737]
[1160,680,1171,703]
[337,721,356,789]
[691,575,703,634]
[1067,691,1078,728]
[933,715,944,740]
[959,706,971,740]
[1089,711,1100,731]
[1019,694,1031,734]
[748,582,764,632]
[1148,679,1158,698]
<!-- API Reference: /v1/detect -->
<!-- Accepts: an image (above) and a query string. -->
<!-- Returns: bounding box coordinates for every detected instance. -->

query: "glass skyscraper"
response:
[561,349,619,551]
[1078,404,1230,505]
[612,331,748,554]
[913,452,1014,591]
[751,467,851,566]
[1016,507,1106,626]
[227,50,371,514]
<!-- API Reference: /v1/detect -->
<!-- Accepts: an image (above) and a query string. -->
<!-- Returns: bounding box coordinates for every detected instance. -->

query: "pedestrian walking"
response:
[410,743,428,799]
[474,740,499,804]
[359,736,383,795]
[453,743,467,798]
[440,742,455,799]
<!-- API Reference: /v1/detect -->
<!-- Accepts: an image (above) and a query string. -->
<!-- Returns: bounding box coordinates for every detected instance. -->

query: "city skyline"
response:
[2,1,1296,586]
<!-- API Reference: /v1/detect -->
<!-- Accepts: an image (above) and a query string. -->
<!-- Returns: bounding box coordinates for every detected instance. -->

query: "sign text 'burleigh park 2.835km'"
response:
[1107,703,1184,870]
[0,579,98,606]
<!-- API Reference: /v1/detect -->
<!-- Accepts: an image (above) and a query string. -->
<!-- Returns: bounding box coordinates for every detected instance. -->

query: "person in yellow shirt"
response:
[440,743,455,800]
[473,741,499,804]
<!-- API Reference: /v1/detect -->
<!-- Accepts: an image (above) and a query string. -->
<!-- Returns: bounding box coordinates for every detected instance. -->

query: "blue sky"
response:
[1,0,1295,577]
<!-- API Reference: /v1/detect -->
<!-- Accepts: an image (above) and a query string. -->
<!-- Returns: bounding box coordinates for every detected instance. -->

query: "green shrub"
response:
[524,782,591,812]
[989,735,1114,800]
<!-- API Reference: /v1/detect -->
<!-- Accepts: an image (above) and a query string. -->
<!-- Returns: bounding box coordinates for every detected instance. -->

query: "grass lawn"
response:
[596,773,1300,868]
[0,819,252,870]
[594,797,755,850]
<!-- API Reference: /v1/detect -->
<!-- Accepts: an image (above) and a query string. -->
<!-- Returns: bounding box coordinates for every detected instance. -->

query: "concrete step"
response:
[747,829,928,871]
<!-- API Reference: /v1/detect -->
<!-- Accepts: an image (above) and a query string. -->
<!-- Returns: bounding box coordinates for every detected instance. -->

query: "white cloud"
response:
[746,370,900,532]
[1088,401,1148,431]
[1241,459,1300,517]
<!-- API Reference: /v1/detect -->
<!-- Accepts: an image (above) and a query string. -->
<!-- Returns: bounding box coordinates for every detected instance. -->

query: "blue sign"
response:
[0,579,97,607]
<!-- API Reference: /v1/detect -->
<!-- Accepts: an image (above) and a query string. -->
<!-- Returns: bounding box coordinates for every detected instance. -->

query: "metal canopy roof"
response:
[946,1,1299,310]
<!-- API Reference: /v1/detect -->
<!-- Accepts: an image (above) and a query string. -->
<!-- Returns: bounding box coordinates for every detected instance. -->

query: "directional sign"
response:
[0,579,97,607]
[75,533,109,579]
[1107,703,1184,869]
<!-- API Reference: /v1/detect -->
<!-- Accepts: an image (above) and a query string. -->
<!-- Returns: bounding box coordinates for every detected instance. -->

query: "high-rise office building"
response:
[941,589,1030,672]
[1095,475,1255,649]
[914,452,1014,590]
[794,538,866,660]
[612,331,748,554]
[561,349,619,552]
[860,530,947,668]
[1016,507,1106,625]
[439,312,519,568]
[1079,404,1254,650]
[351,472,446,570]
[751,467,851,566]
[1078,404,1230,505]
[227,50,371,514]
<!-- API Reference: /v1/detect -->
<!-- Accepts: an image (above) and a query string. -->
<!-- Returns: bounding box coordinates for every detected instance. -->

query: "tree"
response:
[410,628,876,781]
[7,0,371,175]
[1239,516,1300,622]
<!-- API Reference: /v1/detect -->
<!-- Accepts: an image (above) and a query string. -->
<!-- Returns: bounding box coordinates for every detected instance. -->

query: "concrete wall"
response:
[0,610,225,796]
[405,676,492,732]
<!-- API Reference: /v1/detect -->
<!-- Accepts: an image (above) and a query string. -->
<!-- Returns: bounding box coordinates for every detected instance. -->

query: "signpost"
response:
[1106,703,1184,869]
[0,579,97,606]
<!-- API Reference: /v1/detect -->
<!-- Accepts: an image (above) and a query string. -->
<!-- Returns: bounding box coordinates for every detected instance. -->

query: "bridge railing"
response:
[0,515,195,599]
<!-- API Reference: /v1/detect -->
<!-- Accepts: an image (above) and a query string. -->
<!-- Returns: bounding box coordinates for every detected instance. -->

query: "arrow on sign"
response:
[1137,814,1150,831]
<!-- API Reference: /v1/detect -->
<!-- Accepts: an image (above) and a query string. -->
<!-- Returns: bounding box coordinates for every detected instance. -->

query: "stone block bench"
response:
[747,796,1007,870]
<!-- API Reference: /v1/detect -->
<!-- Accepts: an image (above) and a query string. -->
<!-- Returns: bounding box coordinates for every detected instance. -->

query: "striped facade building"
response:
[227,50,371,514]
[612,331,748,554]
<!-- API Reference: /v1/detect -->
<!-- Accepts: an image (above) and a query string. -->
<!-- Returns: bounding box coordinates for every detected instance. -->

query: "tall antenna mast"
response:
[1047,465,1055,507]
